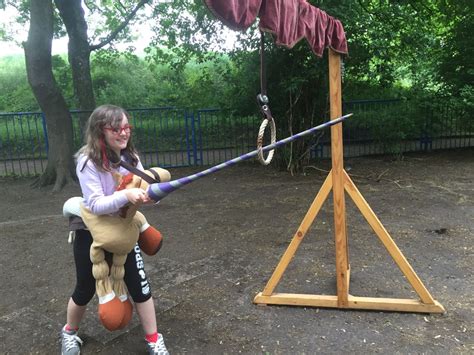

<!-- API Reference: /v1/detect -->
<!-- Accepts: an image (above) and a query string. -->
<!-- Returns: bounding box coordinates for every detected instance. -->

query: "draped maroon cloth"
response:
[204,0,348,57]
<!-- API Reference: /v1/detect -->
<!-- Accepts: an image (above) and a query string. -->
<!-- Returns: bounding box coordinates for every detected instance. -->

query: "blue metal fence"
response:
[0,107,262,176]
[311,99,473,158]
[0,100,472,176]
[195,109,260,165]
[0,111,48,176]
[70,107,199,168]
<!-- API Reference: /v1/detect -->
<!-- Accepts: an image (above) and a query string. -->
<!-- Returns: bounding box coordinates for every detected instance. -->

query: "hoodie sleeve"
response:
[76,155,129,215]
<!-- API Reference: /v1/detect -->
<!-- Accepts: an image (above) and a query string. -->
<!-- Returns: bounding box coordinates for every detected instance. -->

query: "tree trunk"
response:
[24,0,75,191]
[55,0,96,129]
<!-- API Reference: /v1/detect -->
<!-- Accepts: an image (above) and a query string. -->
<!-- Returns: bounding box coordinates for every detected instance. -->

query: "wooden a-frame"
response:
[253,50,445,314]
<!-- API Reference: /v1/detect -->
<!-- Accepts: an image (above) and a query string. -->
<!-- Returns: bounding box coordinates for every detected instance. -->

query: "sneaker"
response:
[146,333,169,355]
[60,326,83,355]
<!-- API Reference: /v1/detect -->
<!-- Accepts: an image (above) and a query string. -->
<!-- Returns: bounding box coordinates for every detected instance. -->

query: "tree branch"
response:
[89,0,150,51]
[115,0,128,16]
[412,1,435,16]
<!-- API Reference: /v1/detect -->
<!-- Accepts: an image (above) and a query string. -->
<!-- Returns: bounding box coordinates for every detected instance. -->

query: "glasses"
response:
[103,124,133,135]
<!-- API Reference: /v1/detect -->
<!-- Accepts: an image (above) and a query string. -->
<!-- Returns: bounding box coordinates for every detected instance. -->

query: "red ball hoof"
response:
[138,226,163,256]
[98,296,125,331]
[118,298,133,329]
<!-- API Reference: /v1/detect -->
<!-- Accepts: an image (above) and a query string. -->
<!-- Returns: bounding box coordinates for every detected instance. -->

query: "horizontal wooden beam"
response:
[254,293,445,314]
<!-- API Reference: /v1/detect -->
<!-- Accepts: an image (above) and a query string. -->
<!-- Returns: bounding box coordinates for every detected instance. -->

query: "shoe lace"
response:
[63,332,83,351]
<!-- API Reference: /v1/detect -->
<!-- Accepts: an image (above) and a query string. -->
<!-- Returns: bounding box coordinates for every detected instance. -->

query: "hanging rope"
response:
[256,112,276,164]
[256,30,276,165]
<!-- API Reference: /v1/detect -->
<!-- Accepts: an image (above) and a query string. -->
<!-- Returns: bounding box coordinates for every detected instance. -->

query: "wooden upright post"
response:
[253,50,444,314]
[329,49,350,307]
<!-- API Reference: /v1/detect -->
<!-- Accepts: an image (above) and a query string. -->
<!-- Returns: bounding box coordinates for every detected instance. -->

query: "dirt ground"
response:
[0,148,472,354]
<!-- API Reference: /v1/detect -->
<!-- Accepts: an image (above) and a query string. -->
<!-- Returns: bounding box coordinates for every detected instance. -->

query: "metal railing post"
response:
[190,111,199,166]
[41,112,49,155]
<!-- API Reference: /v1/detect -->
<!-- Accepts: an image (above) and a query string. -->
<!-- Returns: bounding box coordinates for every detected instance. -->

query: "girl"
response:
[61,104,169,355]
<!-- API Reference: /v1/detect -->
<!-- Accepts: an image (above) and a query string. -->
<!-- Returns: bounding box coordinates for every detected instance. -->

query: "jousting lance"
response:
[147,113,353,202]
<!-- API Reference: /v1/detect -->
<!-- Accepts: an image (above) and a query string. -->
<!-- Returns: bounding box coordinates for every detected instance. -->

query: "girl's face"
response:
[103,114,132,155]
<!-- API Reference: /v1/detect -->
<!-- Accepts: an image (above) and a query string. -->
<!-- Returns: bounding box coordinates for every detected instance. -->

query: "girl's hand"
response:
[124,188,150,205]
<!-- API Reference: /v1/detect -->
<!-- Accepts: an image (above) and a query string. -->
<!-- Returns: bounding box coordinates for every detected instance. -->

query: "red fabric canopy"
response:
[204,0,348,57]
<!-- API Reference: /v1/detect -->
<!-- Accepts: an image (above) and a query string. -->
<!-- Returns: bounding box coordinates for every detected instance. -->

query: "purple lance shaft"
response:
[147,113,352,201]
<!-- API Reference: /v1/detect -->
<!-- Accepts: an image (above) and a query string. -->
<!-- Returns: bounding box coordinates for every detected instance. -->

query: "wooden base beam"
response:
[254,293,445,313]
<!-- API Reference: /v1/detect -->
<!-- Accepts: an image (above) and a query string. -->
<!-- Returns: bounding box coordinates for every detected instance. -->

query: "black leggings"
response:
[71,229,152,306]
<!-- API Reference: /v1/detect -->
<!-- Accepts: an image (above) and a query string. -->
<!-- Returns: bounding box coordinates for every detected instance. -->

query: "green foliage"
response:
[360,105,416,156]
[51,54,74,104]
[131,115,188,152]
[436,0,474,100]
[0,55,37,112]
[90,50,242,111]
[0,51,244,112]
[0,54,74,112]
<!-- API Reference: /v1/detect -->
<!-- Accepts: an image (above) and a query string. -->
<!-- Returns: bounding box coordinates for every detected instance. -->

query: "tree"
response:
[24,0,75,190]
[2,0,157,189]
[436,0,474,98]
[54,0,153,127]
[54,0,96,126]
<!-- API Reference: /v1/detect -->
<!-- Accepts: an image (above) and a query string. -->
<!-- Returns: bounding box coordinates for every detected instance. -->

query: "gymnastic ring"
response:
[256,118,276,165]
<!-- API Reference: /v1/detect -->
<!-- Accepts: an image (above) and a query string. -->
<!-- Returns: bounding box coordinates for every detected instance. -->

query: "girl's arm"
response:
[77,156,129,215]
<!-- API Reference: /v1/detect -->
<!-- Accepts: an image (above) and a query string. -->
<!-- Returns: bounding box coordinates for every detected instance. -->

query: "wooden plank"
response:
[255,292,339,308]
[343,171,437,304]
[261,172,333,296]
[328,49,349,306]
[347,296,445,313]
[254,293,445,313]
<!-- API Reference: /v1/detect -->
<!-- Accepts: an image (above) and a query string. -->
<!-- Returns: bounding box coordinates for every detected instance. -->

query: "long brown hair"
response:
[76,104,139,171]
